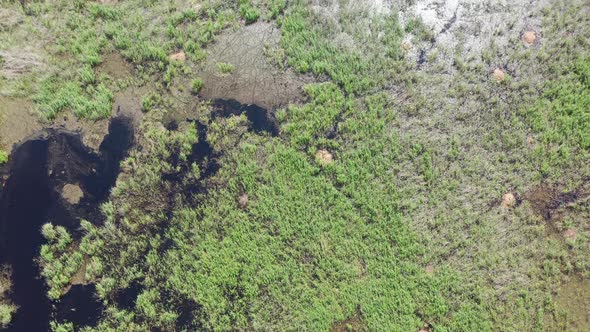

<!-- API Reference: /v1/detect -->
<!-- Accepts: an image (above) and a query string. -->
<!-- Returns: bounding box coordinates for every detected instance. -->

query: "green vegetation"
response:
[40,224,82,300]
[0,150,7,165]
[524,55,590,174]
[35,78,113,120]
[141,92,162,113]
[0,266,16,329]
[239,0,260,24]
[1,0,240,120]
[1,0,590,331]
[279,3,407,94]
[191,77,204,94]
[217,62,235,74]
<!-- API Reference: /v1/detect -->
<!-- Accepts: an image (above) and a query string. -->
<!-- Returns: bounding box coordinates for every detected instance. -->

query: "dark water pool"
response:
[0,117,133,331]
[211,99,279,136]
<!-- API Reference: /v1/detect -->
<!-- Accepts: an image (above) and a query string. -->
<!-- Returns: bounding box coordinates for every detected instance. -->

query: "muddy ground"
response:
[197,22,310,110]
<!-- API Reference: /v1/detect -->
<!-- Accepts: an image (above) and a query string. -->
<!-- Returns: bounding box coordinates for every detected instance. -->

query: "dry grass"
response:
[0,49,44,79]
[0,8,23,31]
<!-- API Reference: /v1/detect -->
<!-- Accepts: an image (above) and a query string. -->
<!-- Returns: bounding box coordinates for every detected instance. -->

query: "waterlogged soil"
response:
[401,0,550,70]
[198,22,308,109]
[96,52,134,82]
[0,117,133,331]
[554,276,590,331]
[211,99,279,136]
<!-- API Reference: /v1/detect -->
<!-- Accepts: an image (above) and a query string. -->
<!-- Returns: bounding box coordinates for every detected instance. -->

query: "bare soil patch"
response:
[61,183,84,205]
[52,113,109,152]
[111,86,145,129]
[169,51,186,63]
[198,22,307,109]
[563,229,577,240]
[0,97,42,152]
[526,184,558,220]
[492,68,506,82]
[96,52,133,81]
[501,192,516,208]
[70,258,88,286]
[238,193,249,208]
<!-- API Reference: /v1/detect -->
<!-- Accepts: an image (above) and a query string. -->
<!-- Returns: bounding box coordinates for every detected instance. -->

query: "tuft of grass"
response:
[217,62,235,74]
[0,150,8,165]
[191,77,203,94]
[141,92,162,113]
[239,1,260,24]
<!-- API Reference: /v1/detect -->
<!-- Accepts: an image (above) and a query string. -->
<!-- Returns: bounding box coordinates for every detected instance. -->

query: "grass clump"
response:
[217,62,235,74]
[39,224,82,300]
[0,150,8,165]
[141,92,162,113]
[281,82,346,148]
[191,77,203,94]
[239,0,260,24]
